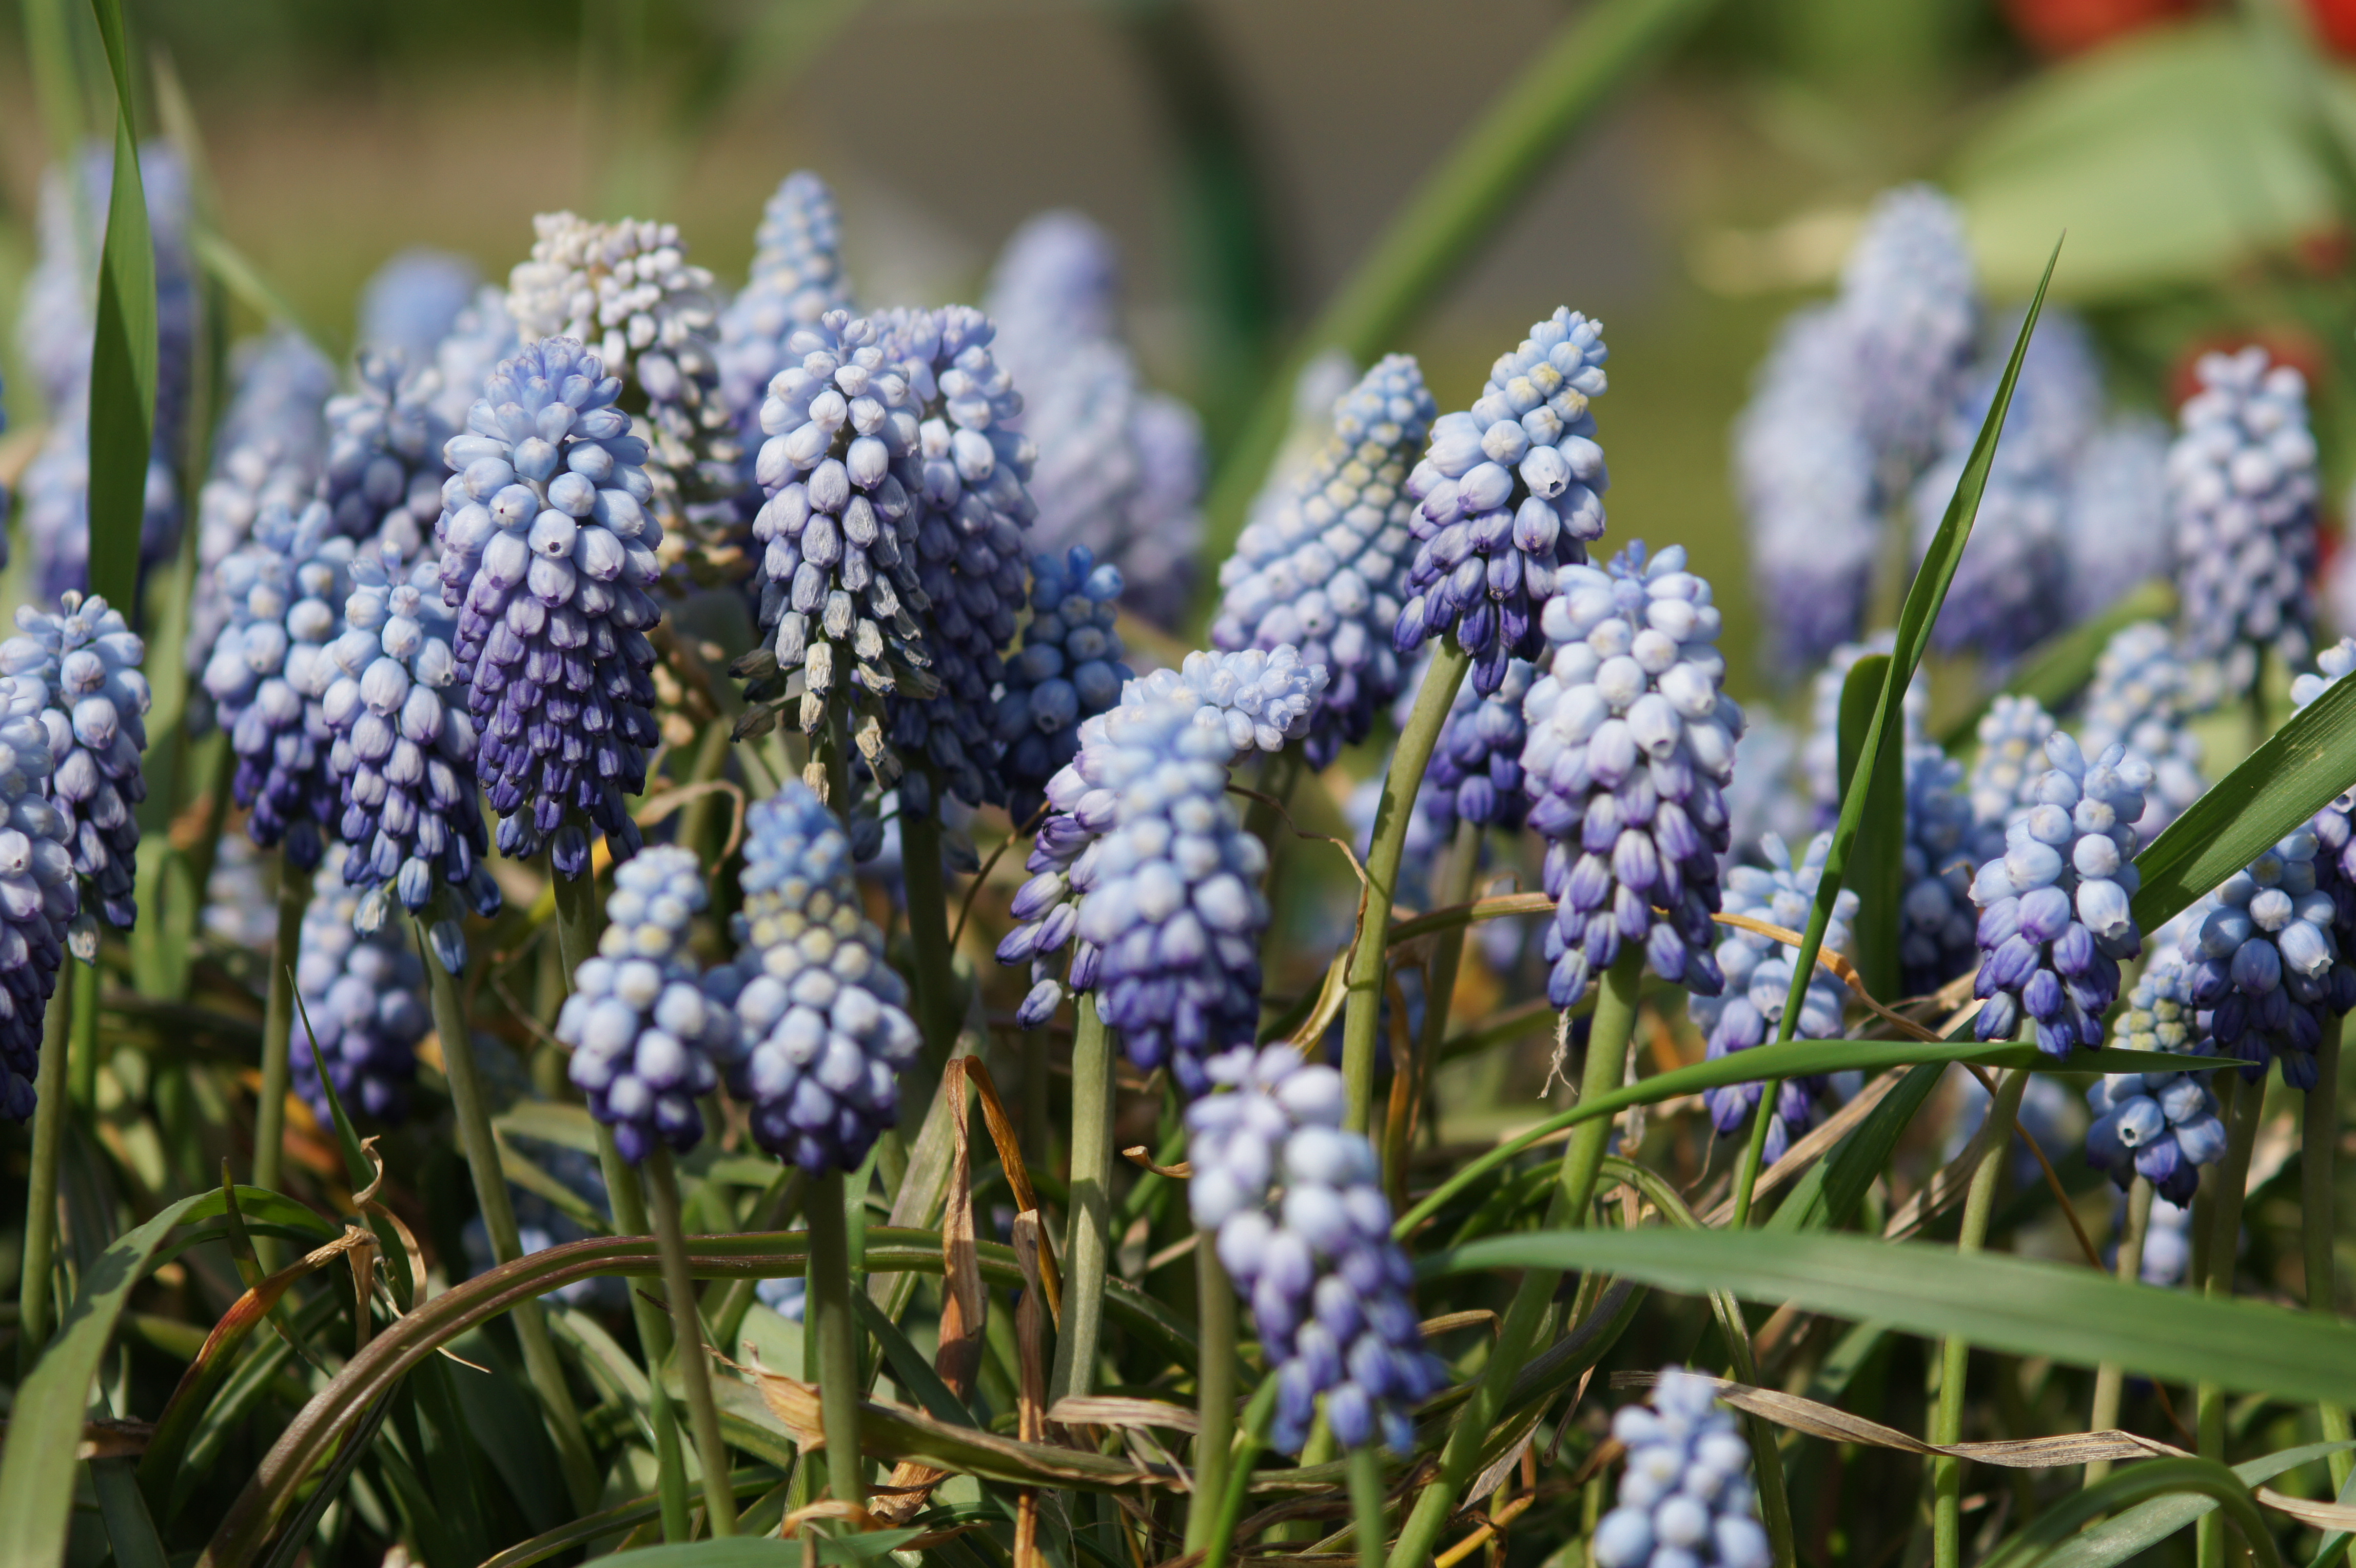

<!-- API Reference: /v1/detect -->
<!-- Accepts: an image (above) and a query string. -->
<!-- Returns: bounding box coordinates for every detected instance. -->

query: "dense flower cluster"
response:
[1693,833,1855,1162]
[0,676,77,1123]
[359,249,481,364]
[987,211,1206,625]
[723,786,922,1171]
[0,594,150,943]
[17,413,183,606]
[324,545,499,947]
[719,172,856,424]
[1968,733,2147,1054]
[203,501,357,868]
[1186,1045,1444,1452]
[1521,543,1738,1006]
[2076,621,2209,841]
[2171,346,2318,692]
[1966,694,2056,827]
[1839,185,1981,477]
[1593,1370,1772,1568]
[1420,656,1536,836]
[2085,949,2223,1203]
[435,337,663,876]
[431,288,521,430]
[1397,309,1612,695]
[2293,641,2356,920]
[289,860,430,1124]
[1213,356,1435,767]
[994,547,1130,825]
[2175,829,2355,1090]
[560,847,745,1162]
[323,350,453,557]
[2063,415,2171,624]
[1899,743,1986,996]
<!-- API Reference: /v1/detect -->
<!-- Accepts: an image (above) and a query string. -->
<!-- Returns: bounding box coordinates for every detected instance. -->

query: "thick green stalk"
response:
[2309,1033,2353,1495]
[1388,946,1642,1568]
[1728,1089,1776,1230]
[15,986,73,1376]
[1932,1067,2028,1568]
[1349,1444,1386,1568]
[2198,1069,2269,1568]
[1204,1380,1280,1568]
[1185,1232,1238,1553]
[898,807,962,1081]
[644,1147,738,1536]
[67,952,100,1110]
[2085,1176,2153,1489]
[251,860,313,1200]
[1051,995,1115,1404]
[672,721,734,865]
[419,914,600,1514]
[806,1167,866,1504]
[1342,640,1470,1133]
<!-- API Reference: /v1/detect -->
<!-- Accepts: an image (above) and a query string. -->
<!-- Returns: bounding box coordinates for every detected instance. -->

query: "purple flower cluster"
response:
[1213,355,1436,767]
[358,248,481,365]
[2175,830,2355,1090]
[1419,655,1535,835]
[719,172,856,426]
[1899,744,1986,997]
[1186,1045,1444,1452]
[994,547,1130,826]
[1520,543,1739,1006]
[2085,948,2223,1204]
[1397,309,1612,696]
[559,846,746,1163]
[1593,1370,1772,1568]
[2077,621,2210,842]
[289,859,430,1125]
[435,337,663,877]
[2171,346,2318,693]
[323,349,453,558]
[0,678,77,1122]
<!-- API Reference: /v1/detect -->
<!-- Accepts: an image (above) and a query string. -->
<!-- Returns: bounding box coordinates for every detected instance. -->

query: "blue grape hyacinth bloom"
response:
[559,846,747,1163]
[1397,309,1612,695]
[1967,732,2148,1055]
[2176,829,2356,1090]
[431,287,522,430]
[1214,355,1435,767]
[359,248,481,366]
[324,349,454,558]
[724,785,923,1171]
[323,543,500,960]
[994,546,1131,826]
[435,337,664,878]
[1839,184,1980,480]
[2171,345,2319,693]
[1899,743,1987,998]
[1593,1369,1773,1568]
[289,859,431,1125]
[203,500,358,869]
[2064,414,2171,626]
[2293,640,2356,944]
[1967,694,2057,829]
[0,594,150,947]
[1186,1044,1445,1453]
[719,172,856,427]
[2078,621,2210,842]
[1693,832,1855,1163]
[0,676,78,1123]
[2085,947,2224,1204]
[1420,655,1536,836]
[1520,542,1740,1006]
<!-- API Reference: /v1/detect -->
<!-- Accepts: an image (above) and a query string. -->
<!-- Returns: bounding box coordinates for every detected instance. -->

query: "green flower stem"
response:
[251,860,314,1203]
[1051,994,1116,1405]
[2197,1069,2269,1568]
[1342,638,1470,1133]
[1185,1229,1237,1554]
[419,911,600,1515]
[643,1146,738,1537]
[2085,1175,2153,1489]
[672,721,735,865]
[1388,945,1643,1568]
[1389,818,1484,1197]
[1204,1378,1281,1568]
[708,1167,810,1359]
[1727,1077,1776,1230]
[1349,1444,1386,1568]
[898,807,963,1081]
[14,985,72,1376]
[2308,1032,2353,1496]
[553,865,694,1540]
[67,951,100,1110]
[1932,1066,2027,1568]
[806,1166,866,1504]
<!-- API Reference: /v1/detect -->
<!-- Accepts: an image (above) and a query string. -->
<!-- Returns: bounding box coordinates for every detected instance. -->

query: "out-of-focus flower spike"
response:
[289,857,431,1125]
[359,248,482,366]
[719,171,856,425]
[996,547,1132,826]
[1840,184,1980,479]
[2063,414,2170,626]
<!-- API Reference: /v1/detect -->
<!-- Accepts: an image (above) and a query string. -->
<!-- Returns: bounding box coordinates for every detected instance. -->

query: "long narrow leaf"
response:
[2047,1441,2353,1568]
[1765,1063,1946,1234]
[83,0,156,620]
[1424,1228,2356,1406]
[1838,655,1906,1002]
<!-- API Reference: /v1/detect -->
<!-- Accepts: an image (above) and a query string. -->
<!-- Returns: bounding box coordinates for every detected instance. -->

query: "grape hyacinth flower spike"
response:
[1397,308,1612,695]
[0,594,150,952]
[1520,541,1740,1007]
[1967,694,2056,828]
[435,336,663,878]
[359,248,481,366]
[2085,947,2225,1204]
[1967,732,2148,1055]
[2171,345,2319,693]
[2077,621,2210,841]
[718,171,855,426]
[2292,639,2356,940]
[1185,1045,1445,1452]
[1419,654,1536,836]
[2175,829,2356,1090]
[1593,1369,1773,1568]
[323,348,454,558]
[1692,832,1855,1163]
[994,546,1131,826]
[1213,354,1436,767]
[1839,184,1980,481]
[0,676,77,1122]
[323,543,500,967]
[558,846,747,1163]
[724,785,922,1171]
[203,499,358,868]
[289,859,431,1124]
[1899,743,1985,997]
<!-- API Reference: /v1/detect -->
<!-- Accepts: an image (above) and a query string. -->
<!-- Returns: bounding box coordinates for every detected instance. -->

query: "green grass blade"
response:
[1423,1228,2356,1406]
[92,1457,169,1568]
[852,1292,982,1429]
[1985,1457,2280,1568]
[1764,1062,1946,1234]
[1838,654,1906,1002]
[2131,669,2356,930]
[83,0,156,621]
[2047,1441,2353,1568]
